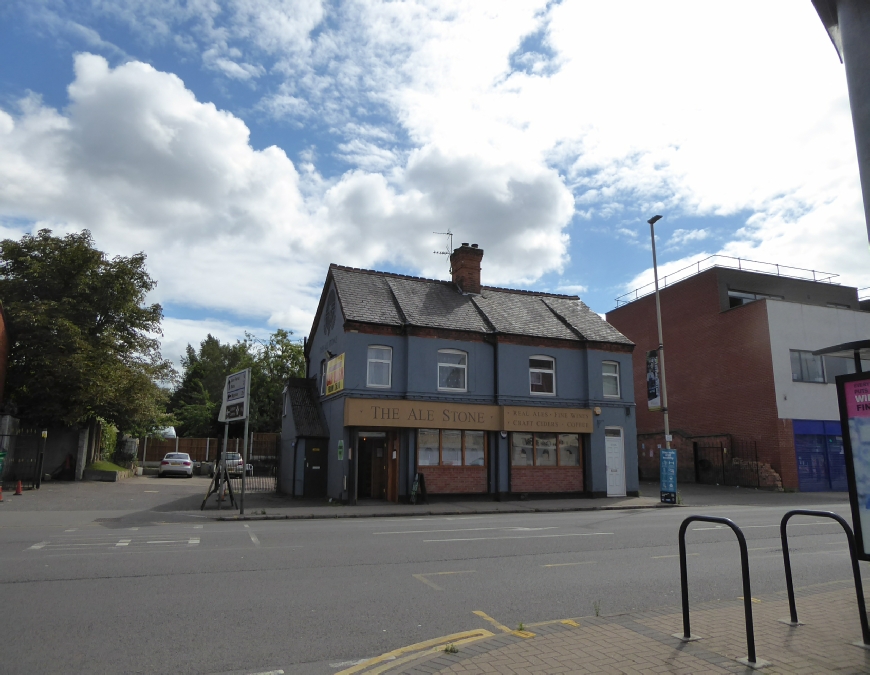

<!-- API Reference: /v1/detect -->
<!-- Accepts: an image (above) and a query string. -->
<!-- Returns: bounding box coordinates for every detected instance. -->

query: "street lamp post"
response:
[649,215,676,504]
[648,215,671,450]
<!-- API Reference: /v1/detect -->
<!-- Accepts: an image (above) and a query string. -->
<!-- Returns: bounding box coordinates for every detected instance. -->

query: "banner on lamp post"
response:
[647,350,662,412]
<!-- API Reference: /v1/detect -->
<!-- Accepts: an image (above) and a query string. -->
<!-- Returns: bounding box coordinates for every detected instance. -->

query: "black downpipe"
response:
[291,436,299,499]
[492,335,499,498]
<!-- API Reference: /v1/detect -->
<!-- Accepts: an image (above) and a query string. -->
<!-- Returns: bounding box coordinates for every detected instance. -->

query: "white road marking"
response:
[65,529,77,532]
[248,531,260,547]
[425,532,612,542]
[329,661,370,669]
[116,539,131,547]
[193,525,203,529]
[129,527,139,531]
[245,670,284,674]
[375,526,557,535]
[188,538,200,545]
[29,541,48,550]
[541,561,595,567]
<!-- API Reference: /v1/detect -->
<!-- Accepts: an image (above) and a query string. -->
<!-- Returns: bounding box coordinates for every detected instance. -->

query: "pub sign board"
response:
[836,371,870,562]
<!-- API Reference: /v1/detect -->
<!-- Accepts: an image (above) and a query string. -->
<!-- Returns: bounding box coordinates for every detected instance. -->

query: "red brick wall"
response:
[419,466,487,493]
[607,269,798,489]
[511,467,584,493]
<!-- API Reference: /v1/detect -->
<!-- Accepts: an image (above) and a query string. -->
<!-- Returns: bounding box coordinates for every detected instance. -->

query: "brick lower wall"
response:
[511,466,583,493]
[419,466,487,493]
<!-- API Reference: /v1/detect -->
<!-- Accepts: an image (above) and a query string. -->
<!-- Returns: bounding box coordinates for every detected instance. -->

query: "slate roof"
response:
[286,378,330,437]
[327,265,632,345]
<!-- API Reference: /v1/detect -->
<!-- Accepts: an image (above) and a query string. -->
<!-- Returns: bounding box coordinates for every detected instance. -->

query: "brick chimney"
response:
[450,243,483,294]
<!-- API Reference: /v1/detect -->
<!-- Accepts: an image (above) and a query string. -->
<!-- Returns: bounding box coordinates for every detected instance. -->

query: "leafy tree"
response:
[170,329,304,436]
[0,229,175,432]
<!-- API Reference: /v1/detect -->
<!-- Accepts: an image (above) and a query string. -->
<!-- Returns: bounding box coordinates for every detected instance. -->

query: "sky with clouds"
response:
[1,0,868,365]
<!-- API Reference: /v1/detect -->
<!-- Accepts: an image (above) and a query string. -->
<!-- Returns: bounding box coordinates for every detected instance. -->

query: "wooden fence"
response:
[141,433,279,462]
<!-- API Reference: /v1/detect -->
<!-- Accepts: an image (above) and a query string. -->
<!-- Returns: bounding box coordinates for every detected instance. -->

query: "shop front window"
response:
[511,432,534,466]
[558,433,580,466]
[417,429,486,466]
[441,430,462,465]
[465,431,485,466]
[418,429,440,466]
[511,433,582,467]
[535,433,557,466]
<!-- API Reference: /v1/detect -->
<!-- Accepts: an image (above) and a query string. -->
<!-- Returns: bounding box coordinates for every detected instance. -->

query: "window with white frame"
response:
[790,350,825,383]
[602,361,620,398]
[319,360,327,396]
[438,349,467,391]
[529,356,555,395]
[367,346,392,388]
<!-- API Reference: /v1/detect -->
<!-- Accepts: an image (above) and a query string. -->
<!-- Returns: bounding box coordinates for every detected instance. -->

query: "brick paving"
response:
[343,580,870,674]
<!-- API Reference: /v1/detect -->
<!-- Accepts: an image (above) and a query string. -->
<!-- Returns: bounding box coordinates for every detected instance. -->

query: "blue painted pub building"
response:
[281,244,638,503]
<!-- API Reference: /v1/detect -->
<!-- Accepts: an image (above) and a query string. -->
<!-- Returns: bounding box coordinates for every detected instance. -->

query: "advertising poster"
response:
[326,353,345,396]
[660,448,677,504]
[837,373,870,561]
[647,350,662,411]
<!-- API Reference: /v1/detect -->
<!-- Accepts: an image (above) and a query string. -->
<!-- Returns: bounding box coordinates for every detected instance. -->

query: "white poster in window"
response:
[647,350,662,412]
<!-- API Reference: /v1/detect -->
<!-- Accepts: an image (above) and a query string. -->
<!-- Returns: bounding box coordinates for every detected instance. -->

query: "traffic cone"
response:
[14,481,23,496]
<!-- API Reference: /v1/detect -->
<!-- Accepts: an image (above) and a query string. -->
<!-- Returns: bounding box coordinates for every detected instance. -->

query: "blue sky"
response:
[1,1,868,365]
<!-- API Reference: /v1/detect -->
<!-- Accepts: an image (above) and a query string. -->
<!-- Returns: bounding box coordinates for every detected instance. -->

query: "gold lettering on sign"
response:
[344,399,594,434]
[502,406,593,434]
[345,398,500,431]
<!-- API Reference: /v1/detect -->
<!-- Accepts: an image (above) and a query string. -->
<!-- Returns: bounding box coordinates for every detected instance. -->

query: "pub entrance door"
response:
[358,431,399,502]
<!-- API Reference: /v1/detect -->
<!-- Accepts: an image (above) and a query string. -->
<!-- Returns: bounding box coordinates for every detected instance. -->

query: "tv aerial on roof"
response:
[433,230,454,272]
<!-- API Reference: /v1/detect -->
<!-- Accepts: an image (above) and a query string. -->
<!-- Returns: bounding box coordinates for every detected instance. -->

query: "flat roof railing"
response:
[614,255,839,307]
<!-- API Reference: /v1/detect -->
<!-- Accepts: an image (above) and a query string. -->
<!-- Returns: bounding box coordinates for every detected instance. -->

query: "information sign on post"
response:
[836,372,870,561]
[660,448,677,504]
[219,369,250,422]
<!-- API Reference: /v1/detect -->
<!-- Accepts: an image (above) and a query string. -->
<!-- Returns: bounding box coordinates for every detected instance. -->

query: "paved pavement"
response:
[337,580,870,674]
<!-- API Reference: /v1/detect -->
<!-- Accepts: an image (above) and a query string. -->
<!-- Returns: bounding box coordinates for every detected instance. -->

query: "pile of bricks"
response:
[730,456,783,490]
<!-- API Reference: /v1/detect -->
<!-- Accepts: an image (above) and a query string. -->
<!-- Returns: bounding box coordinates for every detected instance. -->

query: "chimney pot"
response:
[461,242,469,247]
[450,243,484,294]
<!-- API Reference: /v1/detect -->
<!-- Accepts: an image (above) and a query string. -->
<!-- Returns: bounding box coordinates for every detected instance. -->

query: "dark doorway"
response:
[303,438,328,498]
[357,432,398,502]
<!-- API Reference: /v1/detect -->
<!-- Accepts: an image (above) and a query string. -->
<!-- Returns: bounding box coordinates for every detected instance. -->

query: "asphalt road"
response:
[0,479,862,674]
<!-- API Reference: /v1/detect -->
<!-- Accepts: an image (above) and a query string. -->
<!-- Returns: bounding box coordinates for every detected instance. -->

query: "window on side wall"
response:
[602,361,620,398]
[438,349,467,391]
[790,350,825,383]
[529,356,555,395]
[319,360,327,396]
[510,433,581,467]
[367,346,392,388]
[416,429,486,466]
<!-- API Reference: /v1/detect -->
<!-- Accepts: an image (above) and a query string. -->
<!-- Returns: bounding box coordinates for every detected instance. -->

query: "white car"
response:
[158,452,193,478]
